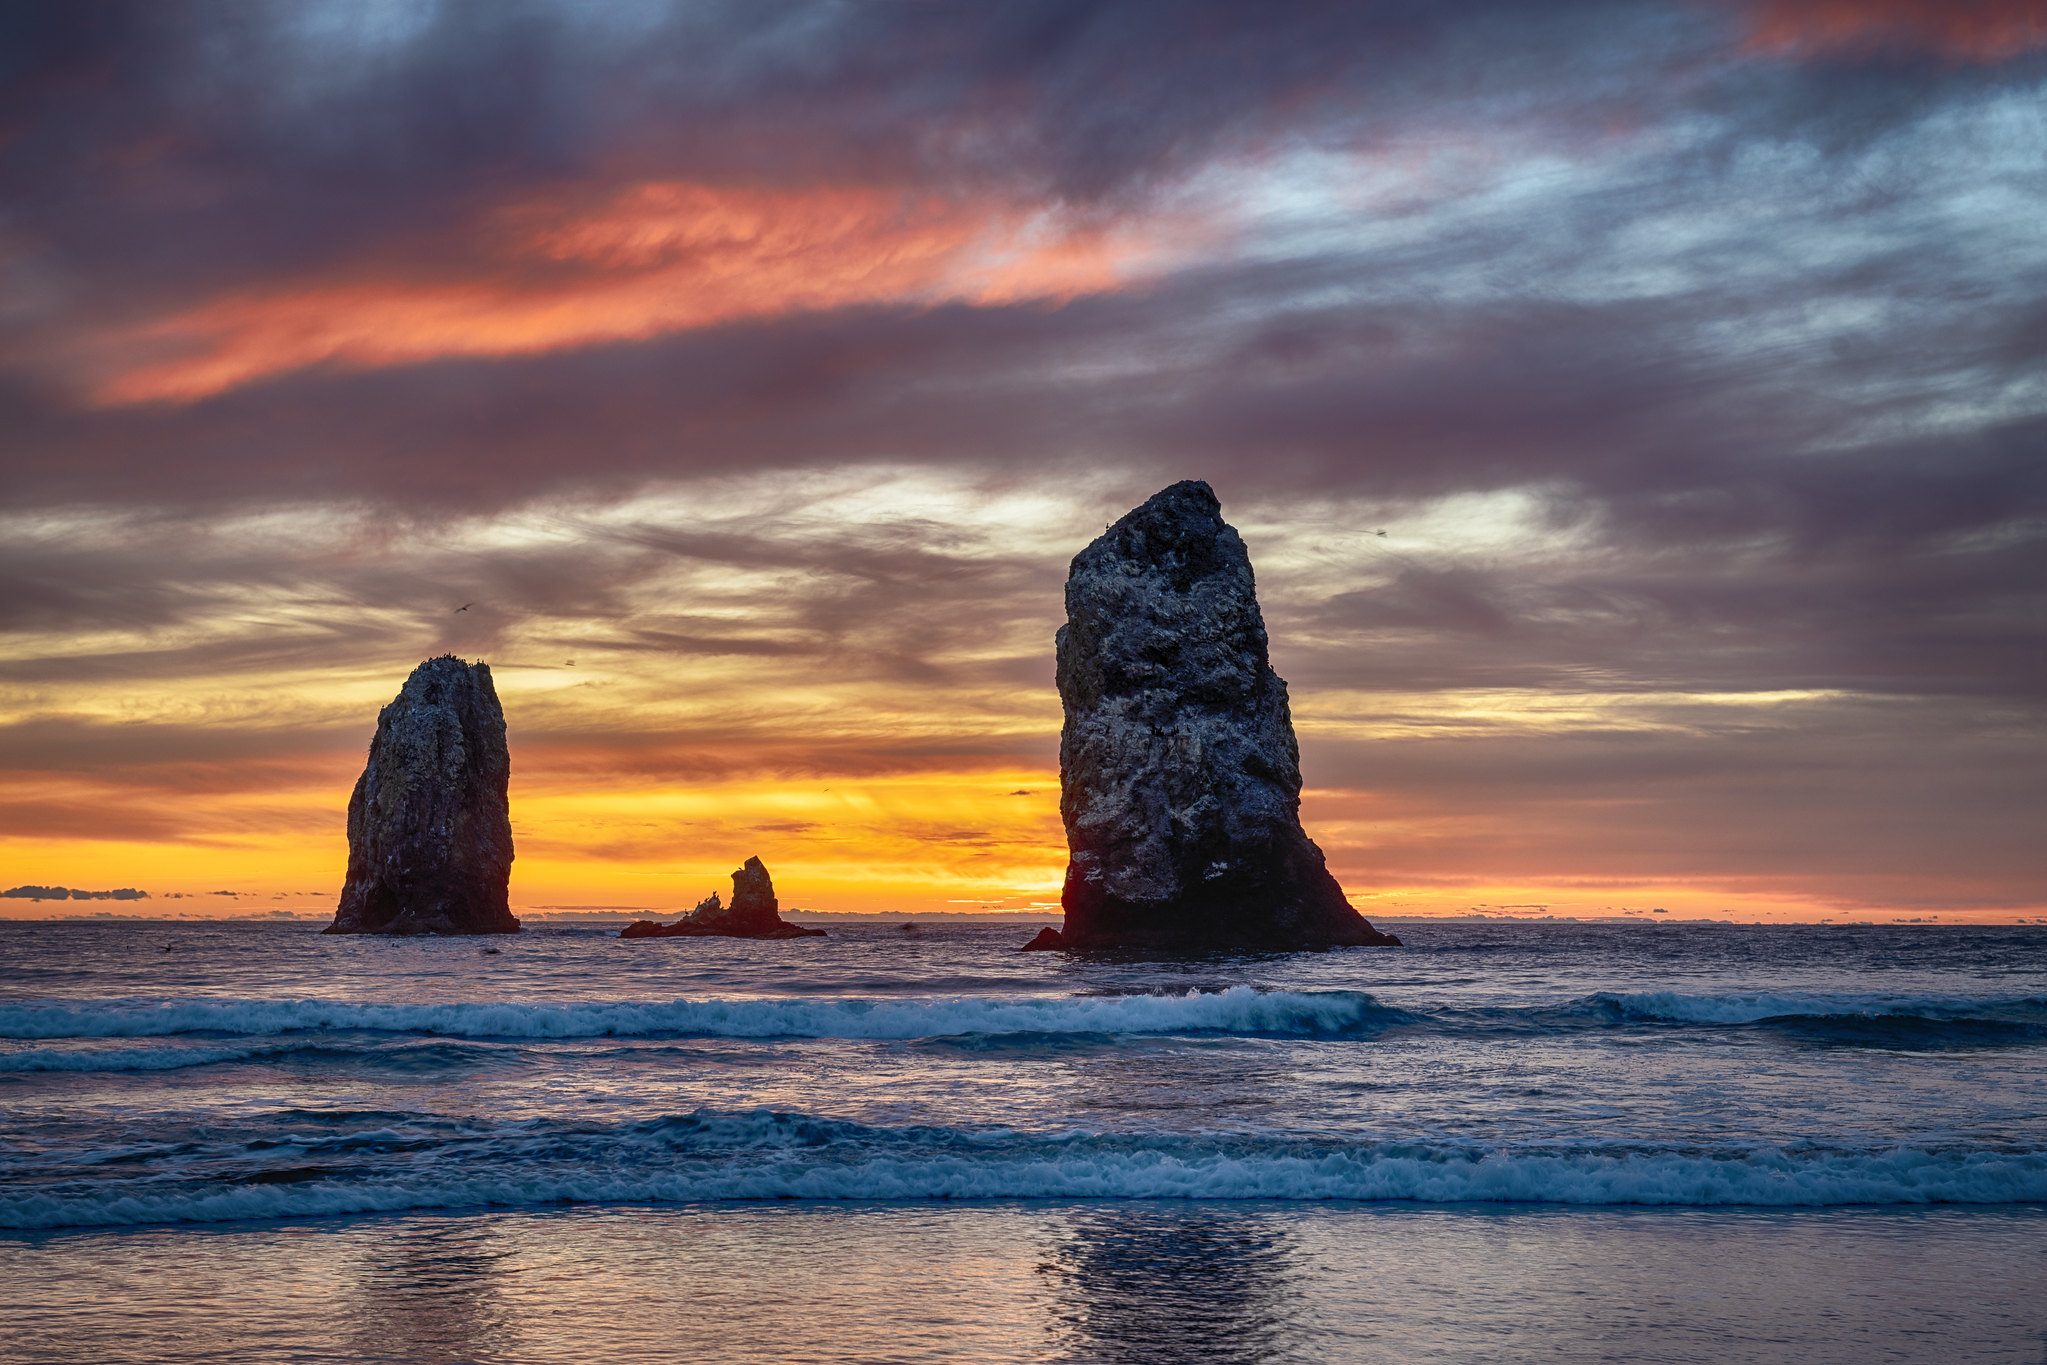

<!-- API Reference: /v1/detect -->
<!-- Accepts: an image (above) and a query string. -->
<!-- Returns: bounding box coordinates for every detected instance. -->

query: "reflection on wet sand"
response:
[1039,1207,1309,1363]
[5,1203,2043,1363]
[342,1222,519,1364]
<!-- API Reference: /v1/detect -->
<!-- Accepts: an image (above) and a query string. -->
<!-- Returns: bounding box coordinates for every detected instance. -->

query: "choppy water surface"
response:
[3,918,2043,1362]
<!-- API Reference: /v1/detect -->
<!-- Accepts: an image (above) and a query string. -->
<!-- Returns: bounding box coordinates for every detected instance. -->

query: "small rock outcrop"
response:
[326,656,519,935]
[621,858,826,939]
[1043,480,1398,951]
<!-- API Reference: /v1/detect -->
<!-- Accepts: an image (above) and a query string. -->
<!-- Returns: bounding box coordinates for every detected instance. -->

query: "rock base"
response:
[620,918,825,940]
[1020,915,1396,951]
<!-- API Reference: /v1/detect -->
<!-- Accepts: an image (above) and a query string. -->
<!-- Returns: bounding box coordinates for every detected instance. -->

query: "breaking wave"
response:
[4,1109,2041,1228]
[6,988,2041,1055]
[6,988,2041,1063]
[0,988,1409,1043]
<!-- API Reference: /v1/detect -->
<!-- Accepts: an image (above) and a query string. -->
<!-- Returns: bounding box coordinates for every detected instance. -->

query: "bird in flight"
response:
[455,603,472,612]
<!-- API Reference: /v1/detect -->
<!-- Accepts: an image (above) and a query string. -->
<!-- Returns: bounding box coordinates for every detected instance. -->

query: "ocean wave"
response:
[0,1039,527,1073]
[1589,991,2047,1028]
[1368,993,2047,1048]
[7,989,2039,1053]
[0,988,1408,1043]
[1596,994,2046,1023]
[906,1029,1130,1054]
[4,1117,2041,1228]
[0,1043,278,1072]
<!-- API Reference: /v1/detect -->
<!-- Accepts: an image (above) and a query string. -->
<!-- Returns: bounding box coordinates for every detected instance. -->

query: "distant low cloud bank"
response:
[1,886,150,901]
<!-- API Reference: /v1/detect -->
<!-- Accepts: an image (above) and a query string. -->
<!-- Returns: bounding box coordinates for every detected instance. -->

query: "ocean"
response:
[2,918,2042,1362]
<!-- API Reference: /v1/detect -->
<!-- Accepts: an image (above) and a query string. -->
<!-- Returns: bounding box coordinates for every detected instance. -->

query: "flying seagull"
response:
[454,603,472,612]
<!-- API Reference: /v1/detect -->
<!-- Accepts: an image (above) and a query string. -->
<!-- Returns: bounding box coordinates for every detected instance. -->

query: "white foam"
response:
[5,1143,2040,1228]
[0,988,1398,1042]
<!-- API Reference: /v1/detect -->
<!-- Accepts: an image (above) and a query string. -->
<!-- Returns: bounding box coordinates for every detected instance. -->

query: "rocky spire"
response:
[1036,480,1398,950]
[682,857,790,935]
[620,857,826,939]
[325,656,519,935]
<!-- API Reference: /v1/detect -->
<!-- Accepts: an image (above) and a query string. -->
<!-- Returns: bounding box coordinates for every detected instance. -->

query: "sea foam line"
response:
[0,988,1402,1042]
[4,1142,2041,1228]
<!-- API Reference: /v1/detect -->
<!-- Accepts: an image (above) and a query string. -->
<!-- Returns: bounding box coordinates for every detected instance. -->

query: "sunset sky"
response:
[2,0,2043,922]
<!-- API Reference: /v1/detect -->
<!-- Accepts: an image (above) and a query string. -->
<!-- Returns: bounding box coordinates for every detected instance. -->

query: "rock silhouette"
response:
[1040,481,1398,951]
[326,656,519,935]
[621,858,826,939]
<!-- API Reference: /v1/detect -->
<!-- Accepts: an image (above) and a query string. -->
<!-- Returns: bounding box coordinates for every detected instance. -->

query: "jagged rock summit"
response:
[1031,480,1398,951]
[326,655,519,935]
[621,858,826,939]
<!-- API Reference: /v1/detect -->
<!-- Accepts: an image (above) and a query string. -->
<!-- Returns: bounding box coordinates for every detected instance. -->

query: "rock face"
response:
[326,656,519,935]
[1044,481,1398,951]
[620,858,826,939]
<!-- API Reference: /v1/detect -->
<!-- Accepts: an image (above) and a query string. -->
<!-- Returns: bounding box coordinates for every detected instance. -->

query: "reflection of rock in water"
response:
[1039,1208,1307,1364]
[1071,1032,1286,1130]
[343,1221,520,1364]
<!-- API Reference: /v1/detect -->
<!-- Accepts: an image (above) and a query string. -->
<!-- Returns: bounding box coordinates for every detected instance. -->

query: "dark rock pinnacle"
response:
[620,857,826,939]
[325,656,519,935]
[1034,480,1398,951]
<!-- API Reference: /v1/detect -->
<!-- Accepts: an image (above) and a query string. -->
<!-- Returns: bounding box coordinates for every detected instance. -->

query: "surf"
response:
[0,988,1411,1043]
[5,1110,2042,1228]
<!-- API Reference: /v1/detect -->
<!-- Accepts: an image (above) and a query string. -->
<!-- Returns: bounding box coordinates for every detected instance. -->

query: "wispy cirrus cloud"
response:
[89,181,1202,405]
[1738,0,2047,61]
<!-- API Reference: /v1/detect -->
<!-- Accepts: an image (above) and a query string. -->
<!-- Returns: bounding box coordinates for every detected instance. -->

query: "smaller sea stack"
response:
[621,858,826,940]
[326,656,519,935]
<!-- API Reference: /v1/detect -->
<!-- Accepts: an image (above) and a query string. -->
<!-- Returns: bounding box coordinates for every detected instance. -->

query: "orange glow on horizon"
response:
[1739,0,2047,60]
[5,767,2040,925]
[90,181,1190,406]
[6,481,2036,929]
[0,764,1072,919]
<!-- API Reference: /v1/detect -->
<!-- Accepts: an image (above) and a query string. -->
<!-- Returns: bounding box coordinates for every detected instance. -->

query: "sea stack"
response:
[325,656,519,935]
[620,857,826,939]
[1035,480,1398,951]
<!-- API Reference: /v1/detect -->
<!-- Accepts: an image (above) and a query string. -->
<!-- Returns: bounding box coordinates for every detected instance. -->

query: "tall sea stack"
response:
[325,656,519,935]
[1042,481,1398,951]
